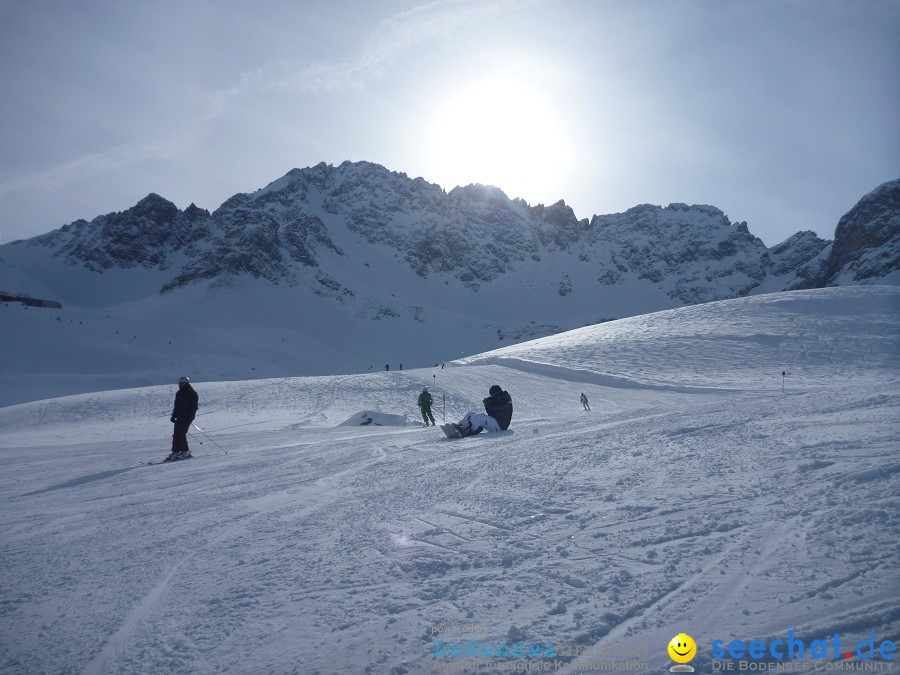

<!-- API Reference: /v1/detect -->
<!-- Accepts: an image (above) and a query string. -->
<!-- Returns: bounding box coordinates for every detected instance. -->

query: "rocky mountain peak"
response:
[131,193,180,223]
[17,193,211,272]
[184,203,210,220]
[828,178,900,282]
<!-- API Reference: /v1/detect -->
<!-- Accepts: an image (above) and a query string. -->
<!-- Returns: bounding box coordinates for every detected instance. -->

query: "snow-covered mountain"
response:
[785,178,900,289]
[0,163,897,404]
[1,286,897,674]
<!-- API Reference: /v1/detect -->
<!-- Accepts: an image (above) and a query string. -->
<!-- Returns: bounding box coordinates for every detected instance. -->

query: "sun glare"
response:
[429,77,569,203]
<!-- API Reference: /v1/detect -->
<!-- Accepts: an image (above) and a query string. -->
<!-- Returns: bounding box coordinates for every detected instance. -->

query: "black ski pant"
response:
[420,406,436,425]
[172,419,191,452]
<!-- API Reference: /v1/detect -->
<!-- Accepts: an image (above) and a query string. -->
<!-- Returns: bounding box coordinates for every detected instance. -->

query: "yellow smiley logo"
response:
[668,633,696,663]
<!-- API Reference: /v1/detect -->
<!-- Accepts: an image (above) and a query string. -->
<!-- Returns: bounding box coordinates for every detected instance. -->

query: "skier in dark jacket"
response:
[418,387,436,426]
[167,376,199,460]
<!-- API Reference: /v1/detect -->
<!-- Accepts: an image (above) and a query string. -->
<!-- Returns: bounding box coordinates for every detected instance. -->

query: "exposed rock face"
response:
[29,194,210,272]
[161,193,341,292]
[779,179,900,290]
[768,231,830,277]
[764,230,831,289]
[583,203,771,304]
[825,178,900,284]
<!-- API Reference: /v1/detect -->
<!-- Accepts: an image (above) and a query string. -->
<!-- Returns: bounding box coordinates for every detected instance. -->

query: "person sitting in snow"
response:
[167,376,198,461]
[456,385,513,436]
[418,387,436,426]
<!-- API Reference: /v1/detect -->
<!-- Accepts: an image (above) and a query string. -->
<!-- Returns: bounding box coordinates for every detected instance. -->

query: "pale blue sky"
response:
[0,0,897,246]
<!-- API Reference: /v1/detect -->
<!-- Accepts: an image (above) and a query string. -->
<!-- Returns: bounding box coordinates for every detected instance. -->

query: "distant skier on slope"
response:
[418,387,436,426]
[454,385,513,437]
[167,376,198,461]
[581,392,590,411]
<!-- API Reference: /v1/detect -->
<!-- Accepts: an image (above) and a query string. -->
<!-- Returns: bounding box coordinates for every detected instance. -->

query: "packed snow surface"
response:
[1,286,898,674]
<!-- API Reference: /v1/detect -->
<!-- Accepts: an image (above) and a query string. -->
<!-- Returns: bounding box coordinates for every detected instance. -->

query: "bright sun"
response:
[429,77,569,203]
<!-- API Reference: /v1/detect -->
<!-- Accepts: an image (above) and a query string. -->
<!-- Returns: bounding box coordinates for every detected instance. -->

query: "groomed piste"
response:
[0,286,898,673]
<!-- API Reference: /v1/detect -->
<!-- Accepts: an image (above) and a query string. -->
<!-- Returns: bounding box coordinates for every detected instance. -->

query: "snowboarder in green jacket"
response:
[418,387,436,426]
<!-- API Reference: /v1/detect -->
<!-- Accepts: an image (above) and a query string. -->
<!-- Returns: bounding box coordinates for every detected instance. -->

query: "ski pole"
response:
[191,422,229,455]
[188,429,203,448]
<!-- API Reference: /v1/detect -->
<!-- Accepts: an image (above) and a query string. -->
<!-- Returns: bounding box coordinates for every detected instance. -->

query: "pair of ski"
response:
[142,453,195,466]
[143,423,229,464]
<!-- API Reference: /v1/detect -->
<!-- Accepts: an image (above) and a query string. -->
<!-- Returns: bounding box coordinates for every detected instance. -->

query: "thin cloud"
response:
[0,0,542,197]
[213,0,542,103]
[0,135,193,197]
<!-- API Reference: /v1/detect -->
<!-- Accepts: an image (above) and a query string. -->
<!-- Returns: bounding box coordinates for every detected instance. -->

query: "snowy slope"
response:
[1,286,898,674]
[0,277,532,407]
[456,285,899,391]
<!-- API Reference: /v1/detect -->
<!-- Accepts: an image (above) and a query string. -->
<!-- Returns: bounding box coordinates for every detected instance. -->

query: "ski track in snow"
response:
[83,563,183,675]
[0,287,898,674]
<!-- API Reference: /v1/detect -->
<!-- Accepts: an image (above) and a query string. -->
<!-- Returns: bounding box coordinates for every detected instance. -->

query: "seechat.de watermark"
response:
[428,626,895,673]
[665,630,895,673]
[710,631,895,672]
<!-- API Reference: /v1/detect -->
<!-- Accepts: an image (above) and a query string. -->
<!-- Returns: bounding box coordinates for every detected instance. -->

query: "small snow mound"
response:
[339,411,411,427]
